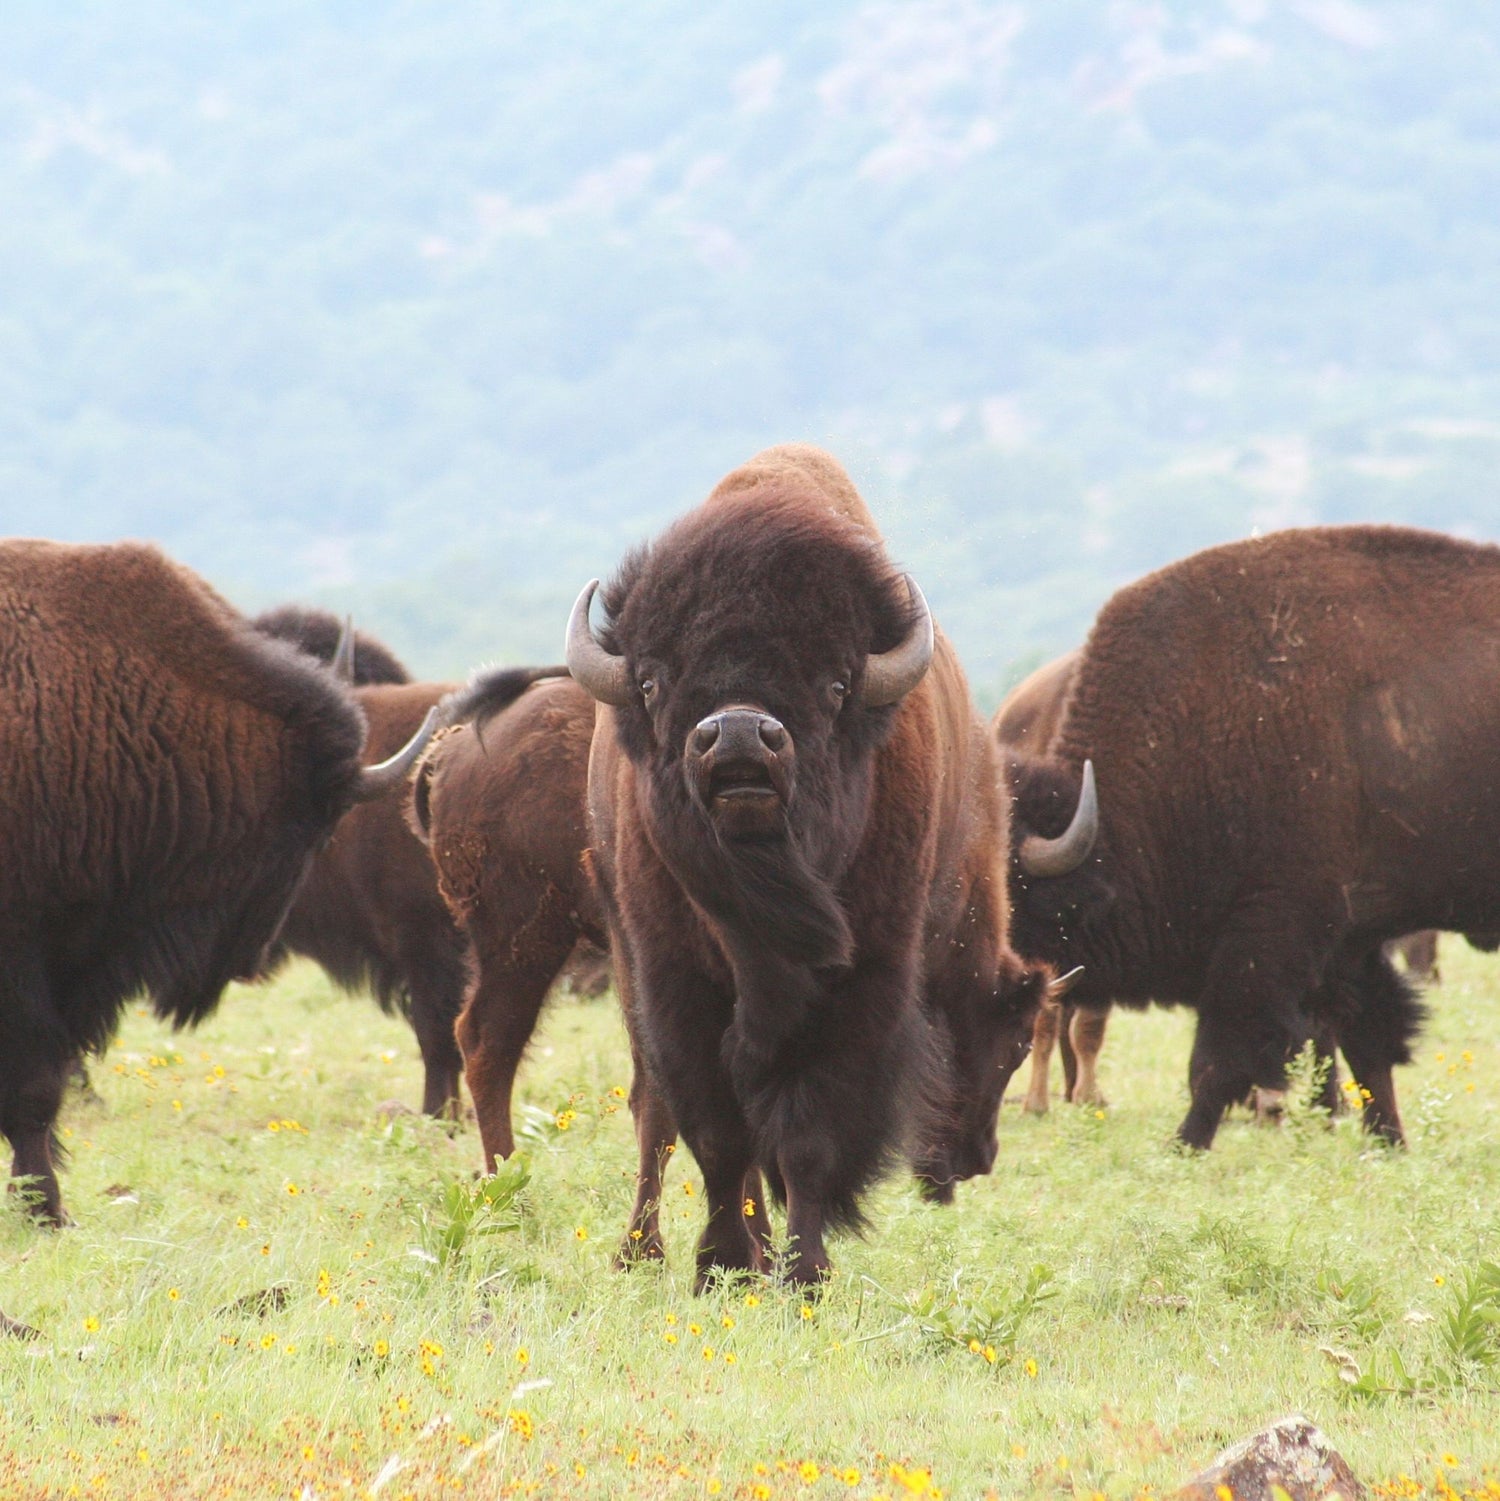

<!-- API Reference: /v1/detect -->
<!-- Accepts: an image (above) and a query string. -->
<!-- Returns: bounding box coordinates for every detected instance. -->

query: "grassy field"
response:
[5,947,1500,1500]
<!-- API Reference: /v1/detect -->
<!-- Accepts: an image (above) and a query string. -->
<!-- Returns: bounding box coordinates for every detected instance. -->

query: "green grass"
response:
[5,948,1500,1499]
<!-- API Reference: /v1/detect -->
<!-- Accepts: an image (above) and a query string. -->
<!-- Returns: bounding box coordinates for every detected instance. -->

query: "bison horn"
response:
[331,615,356,683]
[565,579,634,707]
[353,707,440,802]
[858,575,935,707]
[1019,759,1098,877]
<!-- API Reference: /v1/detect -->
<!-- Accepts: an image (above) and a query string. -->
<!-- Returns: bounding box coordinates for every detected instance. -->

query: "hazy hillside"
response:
[3,1,1498,697]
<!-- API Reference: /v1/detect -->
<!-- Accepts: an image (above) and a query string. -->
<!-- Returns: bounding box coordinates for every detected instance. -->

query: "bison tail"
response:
[433,664,571,740]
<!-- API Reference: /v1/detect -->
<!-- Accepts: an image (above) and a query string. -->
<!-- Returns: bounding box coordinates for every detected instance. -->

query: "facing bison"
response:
[0,541,434,1223]
[1002,525,1500,1150]
[572,445,1050,1288]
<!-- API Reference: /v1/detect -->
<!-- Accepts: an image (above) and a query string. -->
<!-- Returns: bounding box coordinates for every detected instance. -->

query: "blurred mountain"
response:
[2,1,1498,699]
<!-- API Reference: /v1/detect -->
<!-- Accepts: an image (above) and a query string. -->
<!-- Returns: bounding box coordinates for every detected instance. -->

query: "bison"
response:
[411,674,610,1152]
[998,525,1500,1150]
[0,541,435,1227]
[253,608,479,1116]
[560,444,1052,1288]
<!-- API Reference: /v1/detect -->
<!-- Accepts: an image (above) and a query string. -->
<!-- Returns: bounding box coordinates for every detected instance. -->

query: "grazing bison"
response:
[0,541,436,1226]
[411,674,609,1155]
[992,651,1110,1116]
[562,444,1052,1288]
[998,525,1500,1151]
[251,605,410,688]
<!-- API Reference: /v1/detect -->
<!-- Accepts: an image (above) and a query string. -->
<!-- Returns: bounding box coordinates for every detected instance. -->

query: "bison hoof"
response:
[1022,1095,1050,1117]
[1,1310,41,1341]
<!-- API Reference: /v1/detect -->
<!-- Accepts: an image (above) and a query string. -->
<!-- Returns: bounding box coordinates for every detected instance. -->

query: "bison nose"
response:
[692,717,721,754]
[757,715,786,751]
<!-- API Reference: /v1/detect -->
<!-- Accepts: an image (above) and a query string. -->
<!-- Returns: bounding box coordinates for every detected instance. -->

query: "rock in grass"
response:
[1170,1416,1365,1501]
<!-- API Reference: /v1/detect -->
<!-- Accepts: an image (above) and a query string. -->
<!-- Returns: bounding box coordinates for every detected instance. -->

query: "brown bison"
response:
[998,525,1500,1150]
[253,609,477,1116]
[411,674,609,1154]
[0,541,435,1227]
[561,445,1052,1288]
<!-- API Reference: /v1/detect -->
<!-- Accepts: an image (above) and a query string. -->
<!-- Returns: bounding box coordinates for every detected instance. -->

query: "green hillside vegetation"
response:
[4,2,1500,696]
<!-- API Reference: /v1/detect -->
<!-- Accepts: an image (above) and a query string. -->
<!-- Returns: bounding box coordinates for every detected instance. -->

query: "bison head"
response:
[568,496,931,996]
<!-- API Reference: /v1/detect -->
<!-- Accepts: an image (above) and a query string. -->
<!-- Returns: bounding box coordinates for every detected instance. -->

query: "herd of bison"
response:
[6,441,1500,1333]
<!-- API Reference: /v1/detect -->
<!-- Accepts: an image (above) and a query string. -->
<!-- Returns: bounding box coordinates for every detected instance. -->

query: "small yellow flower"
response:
[842,1468,861,1486]
[171,1099,182,1112]
[683,1181,695,1197]
[373,1340,389,1358]
[83,1316,99,1333]
[800,1460,820,1482]
[285,1182,299,1196]
[664,1331,679,1344]
[702,1345,715,1360]
[575,1226,588,1241]
[516,1347,530,1365]
[982,1345,997,1363]
[1436,1052,1446,1063]
[1435,1275,1447,1286]
[576,1463,587,1479]
[301,1445,314,1461]
[724,1351,737,1365]
[745,1294,761,1308]
[266,1120,280,1133]
[260,1333,276,1349]
[1443,1453,1459,1467]
[555,1109,576,1131]
[753,1487,771,1501]
[721,1315,735,1330]
[508,1409,534,1441]
[166,1288,180,1302]
[968,1338,981,1354]
[1011,1443,1026,1458]
[665,1313,678,1325]
[610,1085,627,1099]
[235,1216,248,1229]
[800,1305,814,1322]
[1024,1357,1038,1378]
[689,1322,703,1336]
[707,1481,722,1495]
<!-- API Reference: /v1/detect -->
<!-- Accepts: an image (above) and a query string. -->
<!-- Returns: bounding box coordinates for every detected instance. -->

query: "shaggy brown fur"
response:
[581,445,1049,1288]
[251,606,410,686]
[0,541,376,1223]
[1002,526,1500,1149]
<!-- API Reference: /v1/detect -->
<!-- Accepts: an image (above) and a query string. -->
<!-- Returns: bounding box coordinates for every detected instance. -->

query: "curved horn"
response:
[353,707,440,803]
[564,579,633,707]
[858,575,935,707]
[1019,759,1099,878]
[331,615,356,683]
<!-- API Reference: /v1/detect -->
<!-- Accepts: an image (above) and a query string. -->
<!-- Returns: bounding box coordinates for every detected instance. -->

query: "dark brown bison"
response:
[251,605,411,688]
[998,525,1500,1150]
[562,444,1052,1288]
[411,674,609,1154]
[0,541,435,1227]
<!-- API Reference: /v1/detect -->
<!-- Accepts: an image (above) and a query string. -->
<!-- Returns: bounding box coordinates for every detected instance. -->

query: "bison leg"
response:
[1180,908,1336,1150]
[1068,1005,1109,1106]
[407,958,467,1120]
[1022,999,1061,1116]
[1328,945,1423,1147]
[615,1058,677,1267]
[3,1053,70,1227]
[454,903,579,1170]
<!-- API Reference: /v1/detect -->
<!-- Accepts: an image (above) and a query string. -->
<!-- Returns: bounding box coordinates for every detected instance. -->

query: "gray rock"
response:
[1171,1416,1365,1501]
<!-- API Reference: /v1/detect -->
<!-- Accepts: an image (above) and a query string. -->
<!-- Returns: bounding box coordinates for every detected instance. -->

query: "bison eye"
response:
[640,677,657,702]
[830,678,849,704]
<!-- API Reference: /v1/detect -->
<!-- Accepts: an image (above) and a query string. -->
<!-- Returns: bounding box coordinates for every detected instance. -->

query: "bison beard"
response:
[575,444,1044,1288]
